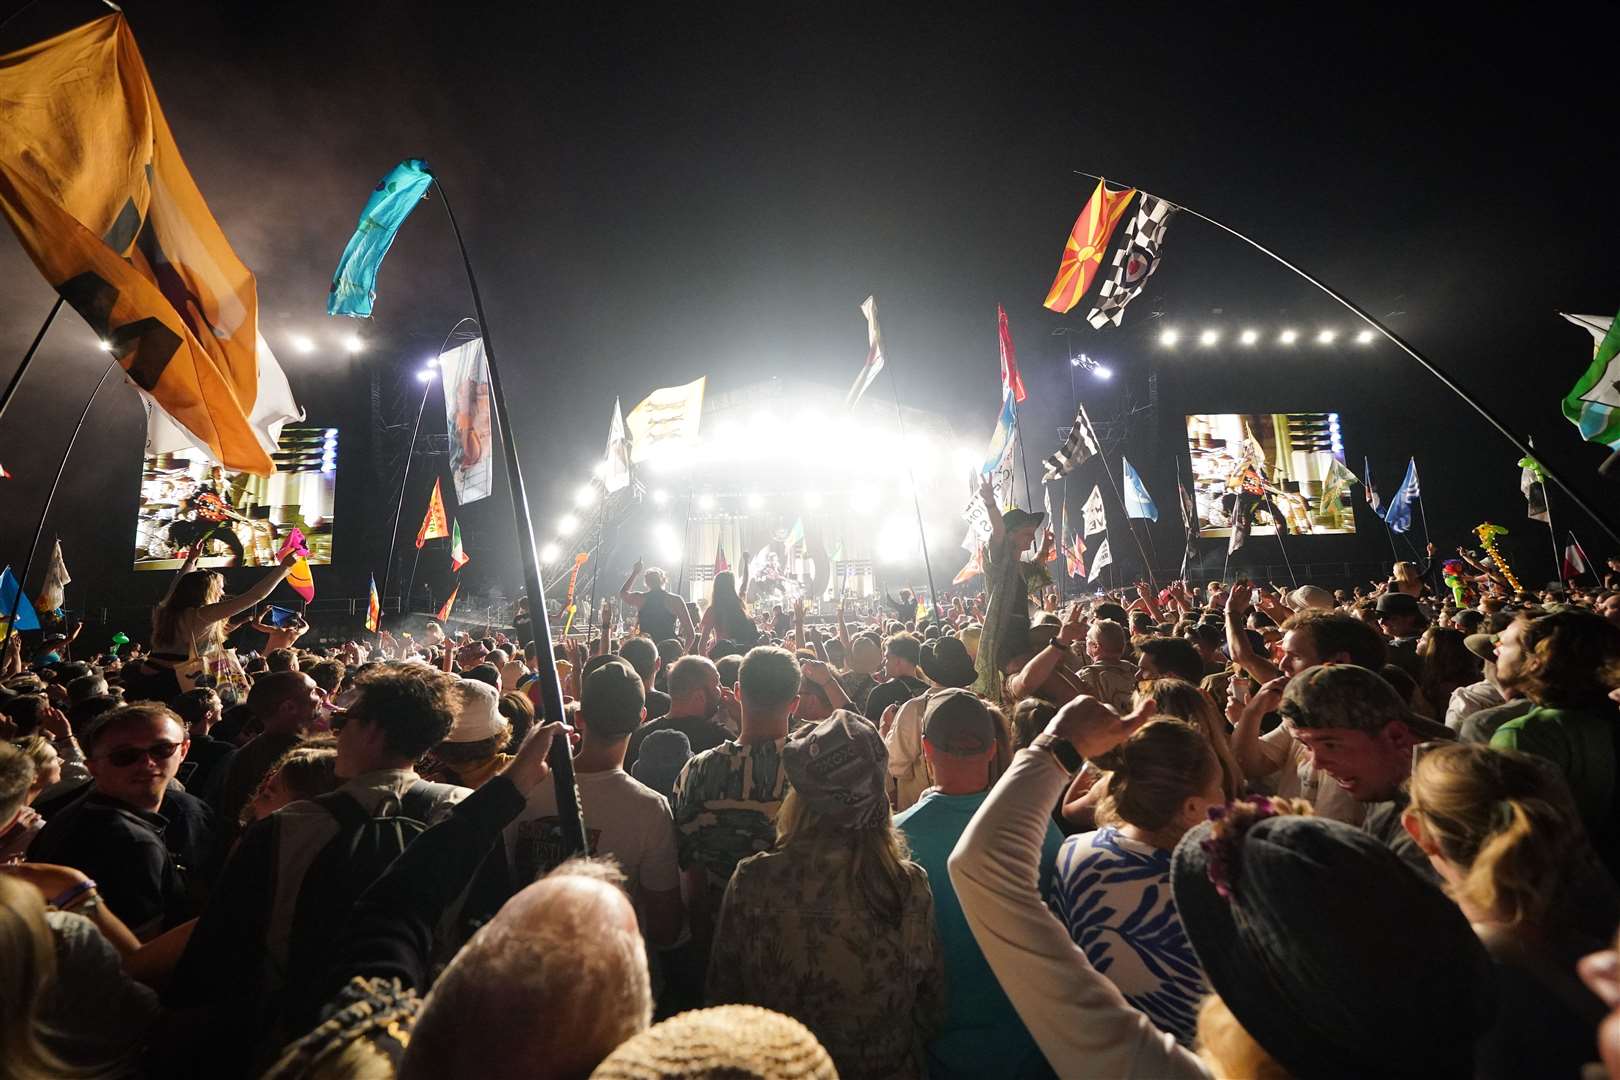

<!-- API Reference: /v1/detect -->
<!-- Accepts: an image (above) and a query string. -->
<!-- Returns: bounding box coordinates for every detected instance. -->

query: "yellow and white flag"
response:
[0,15,299,474]
[626,377,706,463]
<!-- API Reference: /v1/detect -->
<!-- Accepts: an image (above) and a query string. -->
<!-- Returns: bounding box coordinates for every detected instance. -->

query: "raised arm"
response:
[619,560,645,609]
[978,474,1006,549]
[1223,582,1282,683]
[190,552,297,625]
[1230,676,1288,782]
[159,548,203,606]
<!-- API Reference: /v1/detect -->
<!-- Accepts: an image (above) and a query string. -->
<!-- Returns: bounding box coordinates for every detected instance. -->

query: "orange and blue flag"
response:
[1043,179,1136,315]
[365,574,381,632]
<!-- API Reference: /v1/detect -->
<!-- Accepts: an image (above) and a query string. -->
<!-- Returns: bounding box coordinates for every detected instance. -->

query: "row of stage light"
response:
[1159,327,1379,349]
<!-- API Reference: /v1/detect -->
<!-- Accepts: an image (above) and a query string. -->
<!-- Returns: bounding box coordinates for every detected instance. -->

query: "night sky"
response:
[3,1,1618,616]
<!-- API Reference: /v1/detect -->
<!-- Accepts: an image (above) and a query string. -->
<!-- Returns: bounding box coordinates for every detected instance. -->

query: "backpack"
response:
[281,784,435,1031]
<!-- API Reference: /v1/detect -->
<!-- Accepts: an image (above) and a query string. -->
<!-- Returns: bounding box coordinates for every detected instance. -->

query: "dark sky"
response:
[3,1,1619,613]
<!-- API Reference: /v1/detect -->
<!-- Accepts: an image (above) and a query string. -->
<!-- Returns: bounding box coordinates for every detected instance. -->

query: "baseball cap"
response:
[581,658,646,738]
[921,688,996,756]
[1279,664,1452,741]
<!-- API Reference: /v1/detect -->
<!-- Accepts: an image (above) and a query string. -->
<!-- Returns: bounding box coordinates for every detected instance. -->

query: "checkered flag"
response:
[1043,404,1100,481]
[1086,196,1176,329]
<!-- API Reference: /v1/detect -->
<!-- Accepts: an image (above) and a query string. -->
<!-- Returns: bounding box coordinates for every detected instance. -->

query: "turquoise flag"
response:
[1121,457,1159,521]
[327,159,436,318]
[0,566,40,631]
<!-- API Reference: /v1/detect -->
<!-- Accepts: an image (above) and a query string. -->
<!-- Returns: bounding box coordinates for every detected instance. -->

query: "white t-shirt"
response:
[1259,725,1366,826]
[504,767,680,897]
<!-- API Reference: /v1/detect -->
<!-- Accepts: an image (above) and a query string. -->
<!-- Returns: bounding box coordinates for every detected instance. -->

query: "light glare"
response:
[651,489,669,506]
[1093,364,1113,380]
[1159,329,1180,348]
[697,494,716,511]
[1316,329,1337,344]
[1239,329,1259,346]
[1198,329,1219,347]
[414,369,433,383]
[540,542,561,563]
[342,334,365,355]
[1279,329,1299,345]
[1355,329,1376,345]
[558,514,579,536]
[290,334,316,355]
[573,484,597,509]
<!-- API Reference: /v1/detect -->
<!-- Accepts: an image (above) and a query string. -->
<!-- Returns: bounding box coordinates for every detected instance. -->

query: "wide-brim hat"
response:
[1171,811,1494,1079]
[589,1005,835,1079]
[920,637,976,688]
[1463,632,1498,662]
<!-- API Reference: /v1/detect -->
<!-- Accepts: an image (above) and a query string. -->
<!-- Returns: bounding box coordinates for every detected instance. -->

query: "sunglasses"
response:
[99,741,183,768]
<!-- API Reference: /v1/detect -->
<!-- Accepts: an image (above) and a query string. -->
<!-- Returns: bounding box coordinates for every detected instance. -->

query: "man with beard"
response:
[624,655,733,771]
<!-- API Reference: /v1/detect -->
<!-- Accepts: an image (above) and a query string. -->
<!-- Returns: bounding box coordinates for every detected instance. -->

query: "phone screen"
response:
[265,605,297,628]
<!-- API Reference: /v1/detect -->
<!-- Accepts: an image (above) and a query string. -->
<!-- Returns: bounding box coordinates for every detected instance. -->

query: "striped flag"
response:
[1087,196,1177,329]
[846,295,886,407]
[450,519,470,570]
[1043,179,1136,314]
[997,305,1026,403]
[365,574,381,632]
[1043,404,1100,482]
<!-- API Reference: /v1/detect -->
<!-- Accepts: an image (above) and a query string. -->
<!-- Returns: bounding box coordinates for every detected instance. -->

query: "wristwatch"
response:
[1032,732,1084,773]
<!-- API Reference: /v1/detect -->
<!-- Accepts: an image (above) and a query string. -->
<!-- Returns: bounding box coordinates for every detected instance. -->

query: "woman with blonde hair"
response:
[708,712,943,1079]
[1140,678,1245,800]
[1404,741,1618,1077]
[1391,560,1425,597]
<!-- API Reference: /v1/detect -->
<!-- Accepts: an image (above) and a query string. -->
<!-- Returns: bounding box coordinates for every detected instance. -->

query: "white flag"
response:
[603,397,632,494]
[845,295,886,408]
[1088,538,1113,581]
[1082,485,1107,535]
[626,377,707,464]
[36,538,71,612]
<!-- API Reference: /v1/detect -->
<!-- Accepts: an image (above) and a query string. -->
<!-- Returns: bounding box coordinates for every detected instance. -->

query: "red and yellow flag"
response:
[287,558,315,603]
[416,478,450,548]
[0,15,299,474]
[437,582,459,622]
[1042,179,1136,315]
[365,574,381,632]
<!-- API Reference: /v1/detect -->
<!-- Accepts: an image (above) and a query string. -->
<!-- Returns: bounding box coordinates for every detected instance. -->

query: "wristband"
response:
[49,878,98,910]
[1032,733,1084,773]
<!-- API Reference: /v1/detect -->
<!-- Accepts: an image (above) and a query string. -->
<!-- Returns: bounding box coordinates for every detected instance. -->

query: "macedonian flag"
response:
[0,15,299,474]
[1042,179,1136,315]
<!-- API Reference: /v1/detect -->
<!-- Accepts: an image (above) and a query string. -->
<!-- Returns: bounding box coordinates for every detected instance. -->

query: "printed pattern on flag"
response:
[846,295,886,407]
[1560,310,1620,450]
[1087,196,1177,329]
[1382,458,1421,534]
[1363,456,1382,512]
[328,159,435,318]
[1043,179,1136,314]
[438,338,494,505]
[417,478,450,548]
[604,397,632,494]
[1088,538,1113,582]
[1044,405,1101,481]
[1042,486,1058,562]
[627,377,707,463]
[287,558,315,603]
[963,457,1017,549]
[1082,486,1107,535]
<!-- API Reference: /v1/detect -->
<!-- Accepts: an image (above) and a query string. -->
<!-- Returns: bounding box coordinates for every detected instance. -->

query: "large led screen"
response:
[134,425,337,570]
[1185,413,1355,538]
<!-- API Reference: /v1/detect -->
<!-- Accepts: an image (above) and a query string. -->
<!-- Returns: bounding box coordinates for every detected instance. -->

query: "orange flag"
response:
[416,478,450,548]
[0,15,300,474]
[1042,179,1136,315]
[437,582,459,622]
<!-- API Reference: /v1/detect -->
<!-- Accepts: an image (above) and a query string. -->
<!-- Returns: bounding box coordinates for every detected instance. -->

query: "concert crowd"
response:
[4,490,1620,1080]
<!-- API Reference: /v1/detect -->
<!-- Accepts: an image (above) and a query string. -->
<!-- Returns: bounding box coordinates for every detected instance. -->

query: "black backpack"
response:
[281,784,435,1030]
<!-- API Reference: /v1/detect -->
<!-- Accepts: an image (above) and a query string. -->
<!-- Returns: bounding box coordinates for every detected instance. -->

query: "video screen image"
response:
[1185,413,1355,538]
[133,425,338,570]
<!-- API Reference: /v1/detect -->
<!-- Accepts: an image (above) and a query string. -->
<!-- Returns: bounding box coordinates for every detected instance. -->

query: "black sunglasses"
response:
[100,741,183,768]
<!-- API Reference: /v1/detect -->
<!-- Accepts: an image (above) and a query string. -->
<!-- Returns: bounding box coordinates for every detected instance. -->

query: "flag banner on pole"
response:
[1044,404,1101,482]
[952,546,984,585]
[416,478,450,548]
[983,391,1018,475]
[36,539,71,612]
[1088,538,1113,582]
[287,557,315,603]
[1563,540,1587,582]
[1043,179,1136,314]
[1042,485,1058,561]
[785,518,806,551]
[438,337,494,505]
[1082,486,1107,535]
[627,377,707,463]
[1228,509,1250,554]
[603,396,632,494]
[1382,458,1421,534]
[562,551,589,635]
[1121,457,1159,521]
[450,519,470,571]
[1318,458,1360,517]
[0,14,301,475]
[437,582,459,622]
[846,295,886,407]
[1087,195,1177,329]
[1178,469,1200,576]
[0,567,40,631]
[1559,309,1620,450]
[1363,456,1382,512]
[1063,504,1087,578]
[714,542,729,575]
[1518,456,1549,523]
[997,304,1027,404]
[365,574,381,632]
[0,464,11,478]
[327,159,435,318]
[962,453,1016,550]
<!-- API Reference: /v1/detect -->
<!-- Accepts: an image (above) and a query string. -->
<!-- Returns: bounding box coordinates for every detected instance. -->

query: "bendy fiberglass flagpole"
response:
[1071,169,1620,549]
[431,178,588,856]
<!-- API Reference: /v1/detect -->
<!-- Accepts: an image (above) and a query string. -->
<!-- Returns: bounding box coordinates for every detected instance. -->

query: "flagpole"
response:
[881,363,942,620]
[0,297,63,428]
[1539,477,1562,586]
[431,178,586,855]
[1071,168,1620,548]
[587,502,607,631]
[1093,450,1156,589]
[1013,416,1035,510]
[3,360,116,641]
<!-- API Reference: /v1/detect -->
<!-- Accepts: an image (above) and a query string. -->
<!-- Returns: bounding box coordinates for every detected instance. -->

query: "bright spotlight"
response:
[97,339,115,352]
[414,369,434,383]
[573,484,597,509]
[849,488,877,514]
[290,334,316,355]
[1316,329,1337,345]
[1278,329,1299,345]
[1239,329,1259,346]
[1069,356,1082,367]
[539,542,561,563]
[651,489,669,506]
[697,494,716,511]
[1198,329,1219,347]
[342,333,365,355]
[558,514,579,536]
[954,446,982,477]
[804,491,823,510]
[877,517,917,565]
[1159,329,1180,348]
[424,357,438,369]
[1093,364,1113,380]
[1355,329,1376,345]
[747,493,764,510]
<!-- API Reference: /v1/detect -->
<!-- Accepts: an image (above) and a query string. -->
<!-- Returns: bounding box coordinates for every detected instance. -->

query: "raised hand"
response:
[1046,696,1157,760]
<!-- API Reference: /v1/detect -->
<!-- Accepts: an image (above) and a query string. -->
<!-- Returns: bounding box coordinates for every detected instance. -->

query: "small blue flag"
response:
[982,391,1018,475]
[0,566,40,631]
[328,159,436,318]
[1121,456,1159,521]
[1382,458,1421,533]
